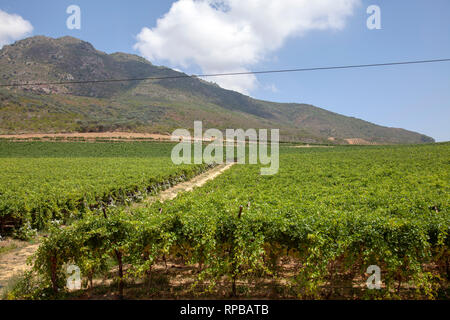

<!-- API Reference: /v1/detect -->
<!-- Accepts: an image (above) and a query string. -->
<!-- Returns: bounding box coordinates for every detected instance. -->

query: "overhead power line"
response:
[1,58,449,88]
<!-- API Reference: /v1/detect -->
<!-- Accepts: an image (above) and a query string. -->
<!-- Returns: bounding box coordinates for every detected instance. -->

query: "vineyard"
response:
[0,141,210,237]
[1,142,449,299]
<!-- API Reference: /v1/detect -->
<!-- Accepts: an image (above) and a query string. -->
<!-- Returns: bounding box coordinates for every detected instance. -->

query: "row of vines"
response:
[16,143,449,299]
[0,141,209,236]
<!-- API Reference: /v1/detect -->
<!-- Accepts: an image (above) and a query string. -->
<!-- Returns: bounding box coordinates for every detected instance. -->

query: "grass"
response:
[0,241,19,256]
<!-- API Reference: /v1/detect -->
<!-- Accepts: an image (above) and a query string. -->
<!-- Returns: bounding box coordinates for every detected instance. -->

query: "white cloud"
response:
[264,83,279,93]
[134,0,360,94]
[0,10,33,49]
[202,69,257,95]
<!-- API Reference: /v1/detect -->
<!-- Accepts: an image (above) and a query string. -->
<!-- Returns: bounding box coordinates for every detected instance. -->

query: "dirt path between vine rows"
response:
[131,162,235,207]
[0,242,40,296]
[160,162,235,200]
[0,162,235,297]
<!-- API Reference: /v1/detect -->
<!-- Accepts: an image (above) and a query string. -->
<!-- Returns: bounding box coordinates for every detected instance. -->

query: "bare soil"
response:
[289,145,334,148]
[72,256,444,300]
[345,138,380,145]
[0,132,173,141]
[0,132,217,142]
[0,240,40,295]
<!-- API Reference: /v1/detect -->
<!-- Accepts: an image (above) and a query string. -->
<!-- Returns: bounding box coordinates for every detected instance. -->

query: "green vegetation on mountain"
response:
[0,36,434,144]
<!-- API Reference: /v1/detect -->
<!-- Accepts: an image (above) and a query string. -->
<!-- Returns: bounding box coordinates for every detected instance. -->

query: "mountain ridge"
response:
[0,35,435,144]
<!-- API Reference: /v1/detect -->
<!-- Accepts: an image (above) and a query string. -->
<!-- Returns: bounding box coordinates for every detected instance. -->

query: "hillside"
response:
[0,36,434,144]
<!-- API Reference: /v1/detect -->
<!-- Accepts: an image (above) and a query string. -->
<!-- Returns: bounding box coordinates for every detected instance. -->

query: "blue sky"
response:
[1,0,449,141]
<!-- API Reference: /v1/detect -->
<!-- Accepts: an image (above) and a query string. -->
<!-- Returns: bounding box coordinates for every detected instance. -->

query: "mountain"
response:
[0,36,434,144]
